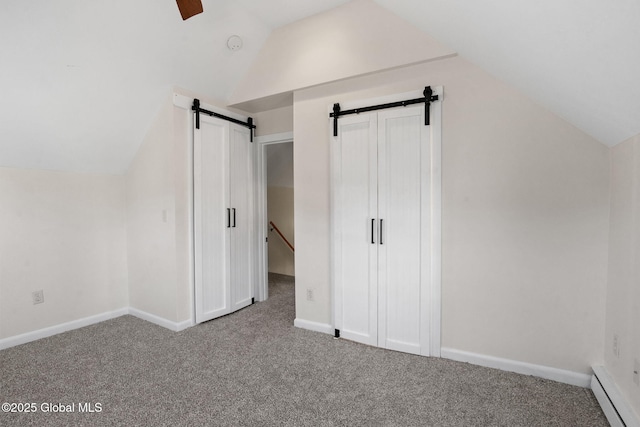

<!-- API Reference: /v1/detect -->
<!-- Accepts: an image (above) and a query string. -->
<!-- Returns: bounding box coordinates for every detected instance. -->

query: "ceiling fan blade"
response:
[176,0,203,20]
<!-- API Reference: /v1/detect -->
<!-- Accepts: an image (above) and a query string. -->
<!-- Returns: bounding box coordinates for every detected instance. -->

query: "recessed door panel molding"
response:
[331,88,442,357]
[229,125,254,313]
[332,113,378,346]
[195,116,231,323]
[378,107,425,355]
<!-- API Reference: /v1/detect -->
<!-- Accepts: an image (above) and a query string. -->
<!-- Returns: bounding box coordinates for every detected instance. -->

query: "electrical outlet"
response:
[306,289,314,302]
[634,359,639,387]
[613,334,620,358]
[32,290,44,305]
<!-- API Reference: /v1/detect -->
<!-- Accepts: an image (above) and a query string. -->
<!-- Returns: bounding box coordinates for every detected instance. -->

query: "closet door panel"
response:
[333,114,378,346]
[378,107,424,355]
[229,124,254,312]
[194,116,231,323]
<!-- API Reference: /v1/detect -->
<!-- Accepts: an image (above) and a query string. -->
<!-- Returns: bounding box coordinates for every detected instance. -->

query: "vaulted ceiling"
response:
[378,0,640,148]
[1,0,638,174]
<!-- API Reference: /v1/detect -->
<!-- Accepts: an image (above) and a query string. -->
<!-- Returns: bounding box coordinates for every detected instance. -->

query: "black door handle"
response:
[371,219,375,244]
[232,208,236,228]
[380,219,384,245]
[227,208,231,228]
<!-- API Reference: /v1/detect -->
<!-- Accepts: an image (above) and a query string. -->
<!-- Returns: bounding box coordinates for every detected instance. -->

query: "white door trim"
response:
[255,132,294,302]
[429,88,443,357]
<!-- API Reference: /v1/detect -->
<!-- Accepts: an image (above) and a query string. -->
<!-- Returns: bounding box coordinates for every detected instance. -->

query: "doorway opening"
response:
[255,133,294,302]
[266,141,294,277]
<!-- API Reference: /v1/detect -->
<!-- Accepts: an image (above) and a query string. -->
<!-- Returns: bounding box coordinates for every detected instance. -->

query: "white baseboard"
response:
[294,318,334,335]
[128,307,194,332]
[441,347,592,388]
[0,308,194,351]
[0,308,129,351]
[592,366,640,427]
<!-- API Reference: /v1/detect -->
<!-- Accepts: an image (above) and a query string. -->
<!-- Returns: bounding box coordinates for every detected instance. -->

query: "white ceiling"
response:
[374,0,640,147]
[0,0,348,173]
[1,0,638,174]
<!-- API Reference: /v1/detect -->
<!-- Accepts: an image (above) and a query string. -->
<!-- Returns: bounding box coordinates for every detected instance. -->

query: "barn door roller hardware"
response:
[192,99,256,142]
[329,86,439,137]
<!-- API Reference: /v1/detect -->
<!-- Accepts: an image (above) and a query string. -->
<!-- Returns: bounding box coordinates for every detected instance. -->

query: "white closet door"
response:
[332,113,379,346]
[377,106,430,355]
[194,116,231,323]
[229,124,254,312]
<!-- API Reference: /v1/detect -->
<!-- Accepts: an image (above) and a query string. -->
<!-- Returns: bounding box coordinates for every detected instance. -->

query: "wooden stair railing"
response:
[269,221,294,252]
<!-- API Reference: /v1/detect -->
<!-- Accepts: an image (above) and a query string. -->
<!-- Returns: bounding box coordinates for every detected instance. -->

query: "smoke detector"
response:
[227,35,243,51]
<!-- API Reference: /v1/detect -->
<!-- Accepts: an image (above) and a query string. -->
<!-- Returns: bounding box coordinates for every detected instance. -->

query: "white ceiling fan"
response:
[176,0,203,20]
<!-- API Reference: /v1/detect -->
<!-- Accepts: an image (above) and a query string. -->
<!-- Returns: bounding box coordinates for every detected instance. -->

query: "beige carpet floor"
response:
[0,273,608,426]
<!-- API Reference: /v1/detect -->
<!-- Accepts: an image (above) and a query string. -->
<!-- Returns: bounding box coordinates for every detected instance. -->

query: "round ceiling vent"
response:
[227,35,243,51]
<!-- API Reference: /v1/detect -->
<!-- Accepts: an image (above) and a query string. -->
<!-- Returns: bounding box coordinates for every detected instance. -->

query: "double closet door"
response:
[194,114,254,324]
[332,105,433,356]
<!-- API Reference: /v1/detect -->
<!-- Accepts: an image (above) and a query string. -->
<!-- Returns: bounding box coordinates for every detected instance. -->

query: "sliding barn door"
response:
[194,116,255,324]
[377,106,430,355]
[332,103,433,356]
[229,124,254,313]
[332,113,379,346]
[332,114,378,345]
[194,115,231,323]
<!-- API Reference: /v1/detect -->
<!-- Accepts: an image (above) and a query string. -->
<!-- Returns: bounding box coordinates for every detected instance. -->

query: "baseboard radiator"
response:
[591,366,640,427]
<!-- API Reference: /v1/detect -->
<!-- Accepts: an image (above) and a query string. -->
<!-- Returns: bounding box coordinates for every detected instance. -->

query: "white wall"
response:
[606,133,640,416]
[0,89,195,341]
[254,105,293,137]
[293,55,610,375]
[172,97,193,324]
[0,167,128,339]
[0,88,228,341]
[229,0,455,111]
[126,90,255,326]
[126,94,179,322]
[125,92,193,324]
